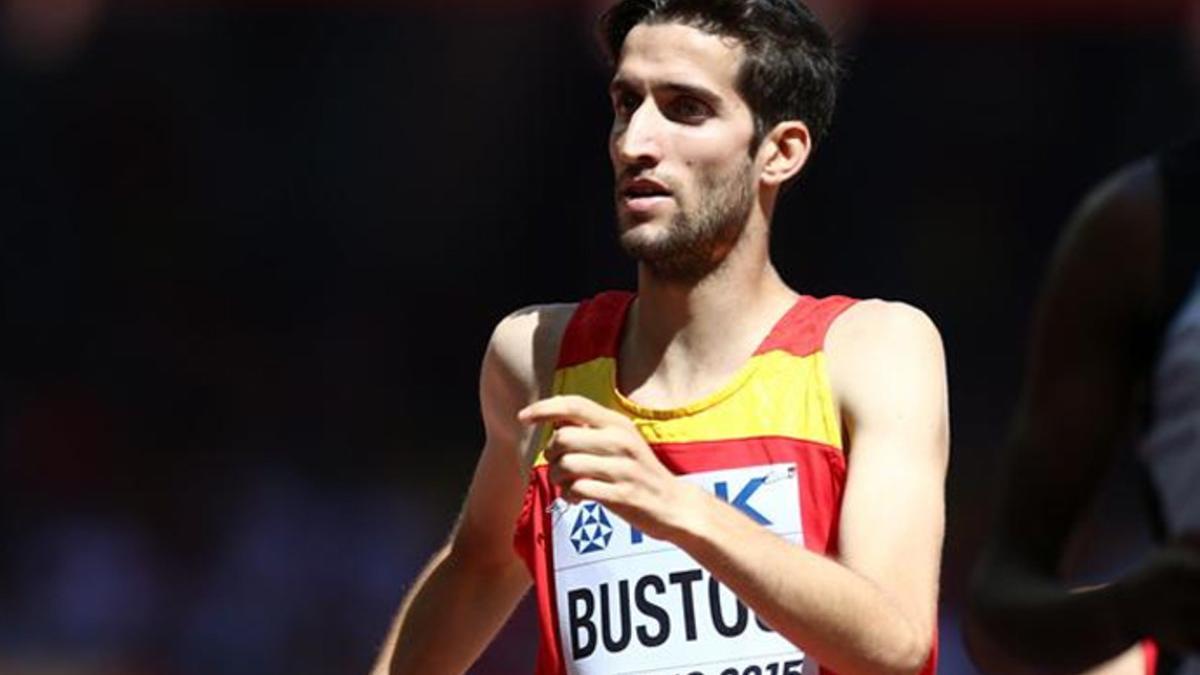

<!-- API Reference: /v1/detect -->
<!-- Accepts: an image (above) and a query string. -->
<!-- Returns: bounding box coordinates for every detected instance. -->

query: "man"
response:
[966,140,1200,674]
[372,1,948,673]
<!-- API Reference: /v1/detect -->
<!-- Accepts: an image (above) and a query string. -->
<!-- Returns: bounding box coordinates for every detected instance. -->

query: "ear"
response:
[757,121,812,187]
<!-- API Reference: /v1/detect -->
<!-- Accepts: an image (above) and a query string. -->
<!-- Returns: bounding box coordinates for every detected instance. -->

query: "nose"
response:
[612,101,664,168]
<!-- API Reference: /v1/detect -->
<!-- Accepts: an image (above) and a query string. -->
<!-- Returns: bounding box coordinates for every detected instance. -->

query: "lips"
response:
[619,177,674,215]
[620,177,673,199]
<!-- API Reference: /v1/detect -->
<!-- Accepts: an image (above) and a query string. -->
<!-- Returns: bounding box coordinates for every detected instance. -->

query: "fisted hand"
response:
[518,395,697,541]
[1116,534,1200,651]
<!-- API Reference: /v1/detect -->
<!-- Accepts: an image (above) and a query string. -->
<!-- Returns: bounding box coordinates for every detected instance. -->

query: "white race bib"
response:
[550,463,811,675]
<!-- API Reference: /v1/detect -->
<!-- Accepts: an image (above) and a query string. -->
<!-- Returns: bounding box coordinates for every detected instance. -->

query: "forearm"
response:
[966,552,1133,674]
[674,490,931,675]
[371,544,530,675]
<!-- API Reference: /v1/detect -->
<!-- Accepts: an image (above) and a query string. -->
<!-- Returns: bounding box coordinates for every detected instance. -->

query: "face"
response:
[608,22,760,281]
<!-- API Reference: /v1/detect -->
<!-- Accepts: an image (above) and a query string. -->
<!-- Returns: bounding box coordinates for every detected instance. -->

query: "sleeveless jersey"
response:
[512,291,938,675]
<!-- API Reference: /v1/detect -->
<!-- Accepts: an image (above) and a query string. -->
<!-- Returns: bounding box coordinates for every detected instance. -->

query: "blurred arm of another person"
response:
[369,305,572,675]
[965,159,1200,675]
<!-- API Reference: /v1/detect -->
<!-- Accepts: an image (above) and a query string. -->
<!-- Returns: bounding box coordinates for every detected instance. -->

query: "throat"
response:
[617,352,754,411]
[615,290,799,411]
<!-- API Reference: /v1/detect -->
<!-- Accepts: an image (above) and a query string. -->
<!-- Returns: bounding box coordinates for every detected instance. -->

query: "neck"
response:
[618,208,798,404]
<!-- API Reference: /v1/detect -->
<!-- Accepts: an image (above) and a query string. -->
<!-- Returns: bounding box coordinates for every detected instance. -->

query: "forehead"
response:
[614,22,745,96]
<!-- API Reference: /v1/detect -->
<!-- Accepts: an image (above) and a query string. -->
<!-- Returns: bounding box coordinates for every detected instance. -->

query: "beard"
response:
[617,158,755,283]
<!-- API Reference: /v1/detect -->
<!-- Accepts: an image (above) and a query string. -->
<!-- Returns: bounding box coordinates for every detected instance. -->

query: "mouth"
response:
[619,178,674,213]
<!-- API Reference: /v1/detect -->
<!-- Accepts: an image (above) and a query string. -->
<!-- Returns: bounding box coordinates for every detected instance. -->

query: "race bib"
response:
[550,463,811,675]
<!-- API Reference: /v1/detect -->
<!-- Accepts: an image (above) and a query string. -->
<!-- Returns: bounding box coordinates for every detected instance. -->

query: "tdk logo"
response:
[570,503,614,554]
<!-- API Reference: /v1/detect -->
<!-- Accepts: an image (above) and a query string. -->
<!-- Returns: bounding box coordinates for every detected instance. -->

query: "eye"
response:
[666,96,712,123]
[613,91,641,119]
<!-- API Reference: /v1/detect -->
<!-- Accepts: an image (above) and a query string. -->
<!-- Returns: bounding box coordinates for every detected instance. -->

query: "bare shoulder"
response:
[824,299,948,439]
[1055,158,1161,282]
[1044,159,1162,326]
[480,303,577,467]
[1068,157,1159,247]
[825,299,944,368]
[485,303,577,398]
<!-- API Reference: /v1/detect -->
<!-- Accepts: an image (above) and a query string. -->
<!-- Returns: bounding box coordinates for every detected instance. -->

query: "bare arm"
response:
[520,301,948,675]
[669,301,947,675]
[370,305,572,675]
[965,161,1167,674]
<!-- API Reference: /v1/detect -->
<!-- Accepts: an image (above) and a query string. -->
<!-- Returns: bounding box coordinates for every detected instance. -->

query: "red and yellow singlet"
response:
[513,291,937,675]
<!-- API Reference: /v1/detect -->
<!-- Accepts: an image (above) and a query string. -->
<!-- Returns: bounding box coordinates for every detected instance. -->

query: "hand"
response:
[1115,534,1200,651]
[518,395,694,540]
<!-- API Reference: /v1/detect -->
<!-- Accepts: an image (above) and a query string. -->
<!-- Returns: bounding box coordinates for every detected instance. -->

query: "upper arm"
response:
[996,160,1162,570]
[449,304,574,568]
[825,300,950,640]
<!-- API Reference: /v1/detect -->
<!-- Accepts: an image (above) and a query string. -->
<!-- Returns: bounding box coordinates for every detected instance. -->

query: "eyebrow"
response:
[608,78,724,109]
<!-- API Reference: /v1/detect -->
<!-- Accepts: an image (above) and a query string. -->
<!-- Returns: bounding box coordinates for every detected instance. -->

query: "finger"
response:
[520,395,617,426]
[544,426,631,463]
[561,477,623,505]
[548,451,623,487]
[518,395,632,429]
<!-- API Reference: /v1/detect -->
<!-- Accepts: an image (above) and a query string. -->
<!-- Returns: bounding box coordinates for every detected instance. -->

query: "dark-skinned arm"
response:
[965,161,1164,674]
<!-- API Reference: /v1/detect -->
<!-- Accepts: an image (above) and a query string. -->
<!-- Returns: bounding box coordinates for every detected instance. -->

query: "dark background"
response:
[2,0,1197,672]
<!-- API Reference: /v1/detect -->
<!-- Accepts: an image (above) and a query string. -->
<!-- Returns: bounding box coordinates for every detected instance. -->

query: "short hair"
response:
[599,0,840,149]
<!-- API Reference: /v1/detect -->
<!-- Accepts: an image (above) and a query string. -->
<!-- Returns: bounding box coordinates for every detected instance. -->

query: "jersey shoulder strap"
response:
[556,291,635,369]
[755,295,859,358]
[554,291,857,367]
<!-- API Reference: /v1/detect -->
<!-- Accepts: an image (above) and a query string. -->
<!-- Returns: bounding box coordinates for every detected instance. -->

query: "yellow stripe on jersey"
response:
[532,349,842,466]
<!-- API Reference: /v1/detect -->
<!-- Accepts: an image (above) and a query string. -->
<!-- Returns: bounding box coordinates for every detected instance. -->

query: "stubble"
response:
[618,159,755,284]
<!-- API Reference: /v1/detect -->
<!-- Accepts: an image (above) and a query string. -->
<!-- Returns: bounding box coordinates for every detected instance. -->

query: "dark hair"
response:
[599,0,839,148]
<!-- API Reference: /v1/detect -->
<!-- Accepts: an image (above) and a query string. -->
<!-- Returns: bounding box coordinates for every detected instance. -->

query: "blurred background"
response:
[1,0,1197,672]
